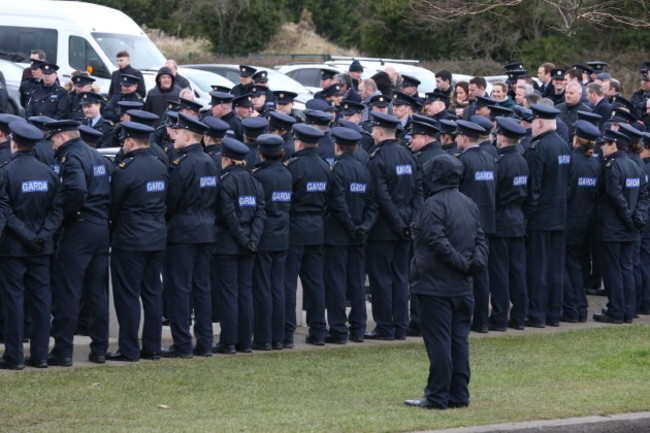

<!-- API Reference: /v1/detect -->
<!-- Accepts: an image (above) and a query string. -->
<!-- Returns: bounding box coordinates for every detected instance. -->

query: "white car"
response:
[0,59,26,115]
[177,67,236,111]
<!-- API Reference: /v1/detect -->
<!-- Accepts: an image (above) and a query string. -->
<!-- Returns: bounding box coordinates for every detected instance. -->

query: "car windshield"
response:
[92,32,166,71]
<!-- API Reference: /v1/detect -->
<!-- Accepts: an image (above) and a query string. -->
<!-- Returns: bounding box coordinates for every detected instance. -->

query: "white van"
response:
[0,0,167,93]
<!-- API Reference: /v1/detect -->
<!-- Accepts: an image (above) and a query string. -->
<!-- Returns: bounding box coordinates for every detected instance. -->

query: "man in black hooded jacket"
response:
[144,67,182,124]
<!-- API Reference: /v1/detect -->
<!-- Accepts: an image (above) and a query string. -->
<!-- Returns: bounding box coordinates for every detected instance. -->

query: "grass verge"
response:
[1,325,649,433]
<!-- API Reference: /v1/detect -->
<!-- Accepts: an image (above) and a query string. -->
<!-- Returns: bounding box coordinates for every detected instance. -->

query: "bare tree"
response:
[410,0,650,32]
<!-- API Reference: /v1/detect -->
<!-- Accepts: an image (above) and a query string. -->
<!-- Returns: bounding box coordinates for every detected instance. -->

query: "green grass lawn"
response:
[1,325,649,433]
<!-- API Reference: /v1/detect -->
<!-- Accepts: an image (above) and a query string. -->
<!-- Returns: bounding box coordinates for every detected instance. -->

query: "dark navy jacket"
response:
[367,138,423,241]
[411,156,488,297]
[643,157,650,239]
[597,150,645,242]
[566,147,601,245]
[215,164,265,255]
[285,147,331,246]
[325,152,378,246]
[523,130,571,231]
[166,143,218,244]
[0,151,62,256]
[416,141,445,167]
[110,147,168,251]
[458,145,497,235]
[317,132,336,166]
[33,139,57,172]
[54,137,112,225]
[25,83,69,119]
[494,145,528,237]
[204,144,222,177]
[0,140,11,164]
[252,159,292,251]
[221,111,244,142]
[102,92,144,123]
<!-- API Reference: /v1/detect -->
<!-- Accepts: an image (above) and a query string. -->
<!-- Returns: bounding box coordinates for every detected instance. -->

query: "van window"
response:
[0,26,57,63]
[69,36,110,78]
[92,33,166,71]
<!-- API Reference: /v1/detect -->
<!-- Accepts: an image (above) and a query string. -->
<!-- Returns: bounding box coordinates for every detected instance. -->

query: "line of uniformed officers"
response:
[3,60,649,370]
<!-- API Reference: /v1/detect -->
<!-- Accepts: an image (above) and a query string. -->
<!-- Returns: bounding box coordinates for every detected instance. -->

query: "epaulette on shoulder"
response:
[605,159,614,168]
[0,160,10,169]
[284,156,299,167]
[453,152,461,158]
[59,152,70,164]
[117,157,134,169]
[530,142,537,150]
[171,154,187,165]
[252,166,260,173]
[220,171,230,181]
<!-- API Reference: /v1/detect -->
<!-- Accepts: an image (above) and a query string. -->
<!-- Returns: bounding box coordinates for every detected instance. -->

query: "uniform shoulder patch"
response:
[220,171,230,181]
[284,156,298,167]
[171,154,187,165]
[530,143,537,150]
[0,160,10,169]
[117,157,134,169]
[59,153,69,164]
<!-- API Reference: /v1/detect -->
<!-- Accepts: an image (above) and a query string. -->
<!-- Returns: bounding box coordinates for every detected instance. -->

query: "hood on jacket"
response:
[155,66,176,89]
[423,153,462,195]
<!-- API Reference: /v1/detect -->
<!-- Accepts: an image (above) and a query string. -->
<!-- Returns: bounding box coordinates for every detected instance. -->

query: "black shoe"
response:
[271,342,283,350]
[545,320,560,327]
[524,319,545,328]
[140,351,161,361]
[394,334,407,340]
[559,315,578,323]
[212,343,235,355]
[364,330,394,341]
[106,351,140,362]
[592,313,623,324]
[488,324,506,332]
[470,325,489,333]
[282,341,294,349]
[507,320,525,330]
[235,345,252,353]
[448,401,469,409]
[192,347,213,357]
[0,358,25,370]
[88,353,106,364]
[161,347,193,359]
[25,356,48,368]
[324,335,347,344]
[305,335,325,346]
[252,342,272,351]
[47,354,72,367]
[404,398,444,409]
[349,335,365,343]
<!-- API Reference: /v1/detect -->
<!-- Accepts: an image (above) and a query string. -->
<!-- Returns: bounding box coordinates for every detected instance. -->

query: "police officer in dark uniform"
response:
[106,122,168,362]
[252,70,275,103]
[593,129,646,324]
[313,69,340,100]
[268,111,296,159]
[46,119,112,366]
[392,91,419,145]
[454,120,496,333]
[251,134,292,350]
[513,106,534,154]
[303,109,335,166]
[213,138,265,354]
[25,63,69,120]
[162,113,218,358]
[409,120,444,196]
[283,123,331,347]
[488,117,529,331]
[68,75,97,121]
[638,132,650,314]
[250,85,272,118]
[470,115,498,158]
[0,121,62,370]
[523,104,572,328]
[0,114,25,163]
[272,91,301,123]
[78,125,104,147]
[19,59,46,109]
[324,127,378,344]
[405,154,488,410]
[548,68,567,106]
[102,74,145,123]
[241,116,268,170]
[208,91,243,142]
[365,112,423,340]
[28,116,57,170]
[563,120,602,323]
[230,65,257,97]
[78,92,113,149]
[439,119,459,154]
[400,74,424,107]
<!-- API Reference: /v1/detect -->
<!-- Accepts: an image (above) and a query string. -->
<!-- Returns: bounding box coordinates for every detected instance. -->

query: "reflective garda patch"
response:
[395,165,412,175]
[21,180,48,192]
[239,196,256,206]
[350,182,367,193]
[306,181,327,192]
[93,165,107,176]
[146,181,165,192]
[577,177,597,187]
[326,157,334,166]
[271,191,291,202]
[626,178,640,188]
[51,164,60,173]
[558,154,571,165]
[474,171,494,181]
[512,175,527,186]
[200,176,217,187]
